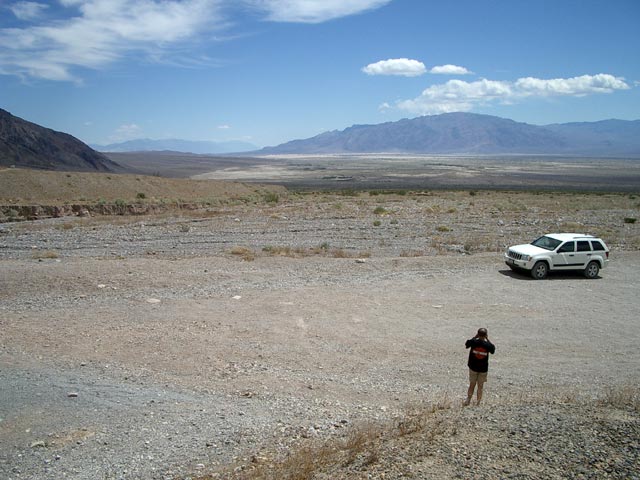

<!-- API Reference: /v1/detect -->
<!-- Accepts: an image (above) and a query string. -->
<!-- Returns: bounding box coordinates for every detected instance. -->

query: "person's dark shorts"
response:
[469,369,488,384]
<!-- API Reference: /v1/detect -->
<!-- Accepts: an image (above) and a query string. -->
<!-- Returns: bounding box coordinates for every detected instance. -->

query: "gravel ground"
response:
[1,194,639,479]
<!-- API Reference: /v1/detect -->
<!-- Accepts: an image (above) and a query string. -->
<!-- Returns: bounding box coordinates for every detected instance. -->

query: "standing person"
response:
[464,327,495,406]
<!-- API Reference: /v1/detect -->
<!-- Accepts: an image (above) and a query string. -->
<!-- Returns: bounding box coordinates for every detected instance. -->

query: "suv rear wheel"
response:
[531,261,548,280]
[584,261,600,279]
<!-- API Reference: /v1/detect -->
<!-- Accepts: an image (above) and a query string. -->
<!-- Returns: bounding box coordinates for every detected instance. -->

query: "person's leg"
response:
[476,373,487,405]
[476,381,484,404]
[465,380,476,405]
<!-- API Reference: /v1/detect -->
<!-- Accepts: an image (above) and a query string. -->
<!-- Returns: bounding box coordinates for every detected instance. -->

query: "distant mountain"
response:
[257,113,640,156]
[0,109,122,172]
[94,138,258,154]
[544,119,640,155]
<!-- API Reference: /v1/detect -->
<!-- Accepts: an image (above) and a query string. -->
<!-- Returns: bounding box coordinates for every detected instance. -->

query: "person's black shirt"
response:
[465,337,495,373]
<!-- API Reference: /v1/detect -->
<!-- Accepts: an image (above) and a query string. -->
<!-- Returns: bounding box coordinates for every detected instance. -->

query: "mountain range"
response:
[257,113,640,156]
[0,108,121,172]
[2,109,640,175]
[94,138,258,154]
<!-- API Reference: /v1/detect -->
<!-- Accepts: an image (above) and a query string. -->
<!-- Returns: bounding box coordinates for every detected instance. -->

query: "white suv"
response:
[505,233,610,279]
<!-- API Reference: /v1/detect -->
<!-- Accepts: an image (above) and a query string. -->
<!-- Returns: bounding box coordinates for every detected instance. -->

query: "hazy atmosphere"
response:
[1,0,639,148]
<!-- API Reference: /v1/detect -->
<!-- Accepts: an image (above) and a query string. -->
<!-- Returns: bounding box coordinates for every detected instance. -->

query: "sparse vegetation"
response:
[624,217,637,224]
[196,388,638,480]
[32,250,59,259]
[373,206,387,215]
[263,192,280,204]
[229,246,256,261]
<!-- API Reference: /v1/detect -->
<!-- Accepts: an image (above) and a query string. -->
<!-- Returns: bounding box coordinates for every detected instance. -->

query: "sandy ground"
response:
[1,193,639,479]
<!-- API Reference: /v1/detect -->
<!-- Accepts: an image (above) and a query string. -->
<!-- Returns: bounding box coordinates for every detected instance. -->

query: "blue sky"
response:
[1,0,639,148]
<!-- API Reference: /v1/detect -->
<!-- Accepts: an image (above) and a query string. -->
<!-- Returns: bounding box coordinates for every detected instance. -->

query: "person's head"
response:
[476,327,488,338]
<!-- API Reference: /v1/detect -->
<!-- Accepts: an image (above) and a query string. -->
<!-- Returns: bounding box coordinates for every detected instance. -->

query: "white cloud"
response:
[396,74,630,115]
[249,0,391,23]
[0,0,392,82]
[217,124,231,129]
[9,1,49,20]
[362,58,426,77]
[0,0,225,81]
[514,74,629,97]
[430,64,471,75]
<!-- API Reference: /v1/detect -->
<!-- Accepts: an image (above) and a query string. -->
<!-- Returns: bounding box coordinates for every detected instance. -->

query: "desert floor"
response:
[1,189,639,479]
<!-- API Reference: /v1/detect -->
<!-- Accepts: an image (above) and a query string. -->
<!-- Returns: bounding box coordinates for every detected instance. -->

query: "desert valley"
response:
[1,104,640,480]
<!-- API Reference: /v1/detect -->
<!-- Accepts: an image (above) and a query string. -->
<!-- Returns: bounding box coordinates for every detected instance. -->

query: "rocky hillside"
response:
[0,108,122,172]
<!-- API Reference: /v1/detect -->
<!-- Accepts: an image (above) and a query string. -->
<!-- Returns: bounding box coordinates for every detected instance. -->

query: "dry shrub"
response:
[599,385,640,411]
[229,246,256,261]
[32,250,59,259]
[262,245,306,257]
[342,423,382,467]
[330,248,349,258]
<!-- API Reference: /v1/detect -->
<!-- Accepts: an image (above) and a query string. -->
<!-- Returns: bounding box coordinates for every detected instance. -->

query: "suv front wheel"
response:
[584,261,600,279]
[531,261,549,280]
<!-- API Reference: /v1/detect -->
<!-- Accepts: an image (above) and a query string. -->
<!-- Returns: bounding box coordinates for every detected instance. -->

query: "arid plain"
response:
[1,156,640,479]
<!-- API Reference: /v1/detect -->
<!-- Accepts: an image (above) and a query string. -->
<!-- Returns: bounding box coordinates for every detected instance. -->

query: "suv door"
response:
[554,241,577,268]
[573,240,593,268]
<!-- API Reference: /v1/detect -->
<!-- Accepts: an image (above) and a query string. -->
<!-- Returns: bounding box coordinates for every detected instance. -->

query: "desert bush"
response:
[373,206,387,215]
[624,217,637,224]
[342,423,382,467]
[598,385,639,411]
[55,223,74,231]
[136,192,146,199]
[262,245,306,257]
[373,220,382,227]
[262,192,279,204]
[229,246,255,261]
[32,250,59,260]
[436,225,451,232]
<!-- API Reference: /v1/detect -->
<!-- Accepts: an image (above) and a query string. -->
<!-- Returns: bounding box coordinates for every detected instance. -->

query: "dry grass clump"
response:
[262,244,370,259]
[229,246,256,261]
[189,387,640,480]
[31,250,59,259]
[202,398,455,480]
[598,385,640,411]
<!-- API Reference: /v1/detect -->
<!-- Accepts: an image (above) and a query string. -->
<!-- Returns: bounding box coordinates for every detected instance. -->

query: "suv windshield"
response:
[531,235,562,251]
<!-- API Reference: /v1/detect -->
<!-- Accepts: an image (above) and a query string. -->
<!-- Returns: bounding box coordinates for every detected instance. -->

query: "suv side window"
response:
[558,242,575,253]
[591,240,605,251]
[577,241,591,252]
